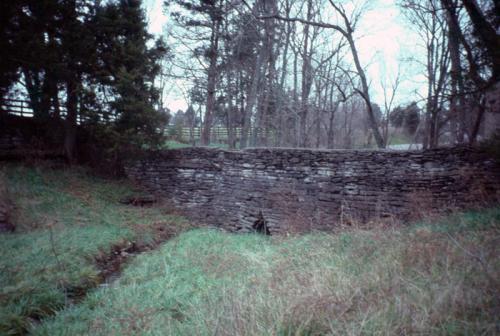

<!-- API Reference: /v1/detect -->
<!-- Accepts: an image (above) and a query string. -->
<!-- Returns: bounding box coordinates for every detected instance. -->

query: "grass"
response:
[387,133,413,146]
[164,140,229,149]
[0,163,189,335]
[1,163,498,335]
[164,140,192,149]
[33,208,500,335]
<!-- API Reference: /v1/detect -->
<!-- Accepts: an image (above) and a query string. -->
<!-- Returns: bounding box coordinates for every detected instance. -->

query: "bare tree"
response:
[245,0,387,148]
[200,1,223,145]
[380,67,403,146]
[401,0,450,148]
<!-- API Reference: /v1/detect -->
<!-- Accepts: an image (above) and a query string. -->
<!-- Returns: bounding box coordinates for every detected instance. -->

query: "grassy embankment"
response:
[35,209,499,336]
[1,163,499,335]
[0,164,189,335]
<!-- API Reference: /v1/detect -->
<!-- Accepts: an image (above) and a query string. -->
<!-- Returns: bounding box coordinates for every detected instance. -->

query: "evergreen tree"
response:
[0,0,170,161]
[390,102,421,136]
[93,0,169,148]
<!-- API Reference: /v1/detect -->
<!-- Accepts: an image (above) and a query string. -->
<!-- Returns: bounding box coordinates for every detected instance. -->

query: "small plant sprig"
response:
[47,219,68,305]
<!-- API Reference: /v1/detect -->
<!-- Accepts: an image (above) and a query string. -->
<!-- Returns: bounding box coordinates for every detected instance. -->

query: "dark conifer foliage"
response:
[0,0,169,161]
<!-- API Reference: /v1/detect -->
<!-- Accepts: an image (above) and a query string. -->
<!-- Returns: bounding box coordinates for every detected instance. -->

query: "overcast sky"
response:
[142,0,424,113]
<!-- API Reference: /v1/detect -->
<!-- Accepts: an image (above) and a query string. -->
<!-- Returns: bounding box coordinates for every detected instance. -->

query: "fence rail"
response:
[1,98,69,119]
[1,99,35,118]
[1,98,115,124]
[166,126,248,143]
[2,99,241,143]
[168,127,241,137]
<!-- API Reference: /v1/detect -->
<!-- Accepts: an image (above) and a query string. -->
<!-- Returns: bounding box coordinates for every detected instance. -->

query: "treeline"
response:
[0,0,169,161]
[167,0,499,149]
[1,0,499,154]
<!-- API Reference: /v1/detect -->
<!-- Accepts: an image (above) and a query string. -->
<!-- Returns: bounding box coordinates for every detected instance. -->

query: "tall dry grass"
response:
[34,207,500,335]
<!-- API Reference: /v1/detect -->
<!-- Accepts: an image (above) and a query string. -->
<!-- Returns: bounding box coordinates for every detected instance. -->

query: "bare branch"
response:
[240,0,349,36]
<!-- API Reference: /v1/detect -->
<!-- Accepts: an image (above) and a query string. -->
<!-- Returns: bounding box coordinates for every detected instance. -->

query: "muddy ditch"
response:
[94,222,178,288]
[61,223,179,304]
[72,196,185,296]
[15,208,186,335]
[26,223,180,329]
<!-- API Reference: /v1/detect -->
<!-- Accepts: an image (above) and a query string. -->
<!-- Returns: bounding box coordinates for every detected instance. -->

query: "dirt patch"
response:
[119,195,157,207]
[51,222,183,310]
[94,241,142,286]
[94,221,180,287]
[17,216,187,336]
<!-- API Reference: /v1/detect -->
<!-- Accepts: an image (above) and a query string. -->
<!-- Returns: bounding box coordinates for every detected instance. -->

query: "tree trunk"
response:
[328,3,385,148]
[201,15,221,146]
[470,98,486,144]
[442,0,466,143]
[241,49,265,149]
[345,34,385,148]
[64,78,78,162]
[326,82,337,149]
[23,70,44,119]
[293,44,299,147]
[226,73,236,149]
[299,0,313,147]
[461,0,500,80]
[276,1,291,146]
[223,4,236,149]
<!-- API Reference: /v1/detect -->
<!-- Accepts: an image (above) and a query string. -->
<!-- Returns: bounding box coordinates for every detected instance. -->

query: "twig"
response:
[48,222,65,273]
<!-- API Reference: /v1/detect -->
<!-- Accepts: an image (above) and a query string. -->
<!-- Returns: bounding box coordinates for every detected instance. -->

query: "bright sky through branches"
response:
[142,0,424,113]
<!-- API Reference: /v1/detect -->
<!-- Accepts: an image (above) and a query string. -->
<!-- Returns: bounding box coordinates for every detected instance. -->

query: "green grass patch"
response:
[164,140,230,149]
[0,164,188,335]
[164,140,192,149]
[388,133,413,146]
[33,207,499,335]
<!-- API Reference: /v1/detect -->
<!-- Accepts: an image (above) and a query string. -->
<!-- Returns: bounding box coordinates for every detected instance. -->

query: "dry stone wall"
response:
[125,147,500,233]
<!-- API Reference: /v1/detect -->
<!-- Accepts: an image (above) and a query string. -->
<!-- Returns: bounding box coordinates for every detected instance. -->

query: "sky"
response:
[142,0,424,113]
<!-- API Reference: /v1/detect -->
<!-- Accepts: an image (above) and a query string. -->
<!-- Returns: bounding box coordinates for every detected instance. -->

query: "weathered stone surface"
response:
[125,146,500,233]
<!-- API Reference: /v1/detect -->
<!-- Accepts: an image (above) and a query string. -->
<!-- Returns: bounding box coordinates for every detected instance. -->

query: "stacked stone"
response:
[125,146,500,233]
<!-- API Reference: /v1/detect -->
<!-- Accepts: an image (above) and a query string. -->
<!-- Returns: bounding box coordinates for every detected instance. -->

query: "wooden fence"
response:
[1,98,115,124]
[1,99,242,143]
[167,126,243,142]
[1,99,36,118]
